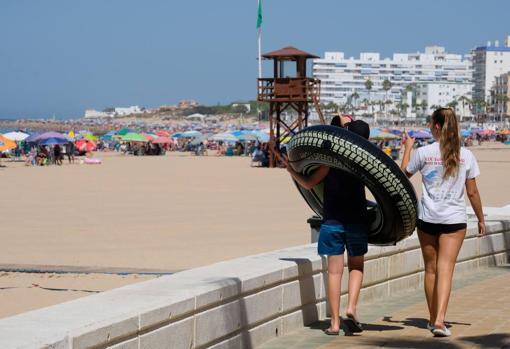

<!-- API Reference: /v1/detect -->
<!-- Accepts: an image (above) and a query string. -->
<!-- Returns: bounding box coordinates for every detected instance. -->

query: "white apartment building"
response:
[472,36,510,104]
[114,106,142,116]
[415,82,473,120]
[313,46,472,114]
[84,109,113,118]
[493,72,510,119]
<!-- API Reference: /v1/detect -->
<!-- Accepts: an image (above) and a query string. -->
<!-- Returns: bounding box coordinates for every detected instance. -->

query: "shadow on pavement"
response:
[459,333,510,349]
[358,333,509,349]
[382,316,471,330]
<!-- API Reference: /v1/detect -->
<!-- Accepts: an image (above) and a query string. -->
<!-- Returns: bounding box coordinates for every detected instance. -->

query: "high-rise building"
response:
[313,46,472,112]
[415,82,473,120]
[492,72,510,119]
[472,36,510,105]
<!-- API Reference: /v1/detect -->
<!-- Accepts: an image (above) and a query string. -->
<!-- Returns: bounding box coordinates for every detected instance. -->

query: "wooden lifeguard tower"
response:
[257,46,325,167]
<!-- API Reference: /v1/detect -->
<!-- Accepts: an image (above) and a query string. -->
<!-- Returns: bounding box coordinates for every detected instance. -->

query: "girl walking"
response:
[401,108,485,337]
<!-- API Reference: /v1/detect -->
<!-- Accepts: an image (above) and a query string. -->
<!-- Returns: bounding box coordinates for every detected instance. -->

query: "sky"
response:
[1,0,509,119]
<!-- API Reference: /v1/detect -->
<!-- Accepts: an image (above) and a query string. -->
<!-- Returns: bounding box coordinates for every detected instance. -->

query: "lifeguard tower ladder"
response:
[257,46,325,167]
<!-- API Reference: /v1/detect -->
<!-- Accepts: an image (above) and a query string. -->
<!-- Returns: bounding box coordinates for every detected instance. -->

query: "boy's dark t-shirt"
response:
[322,167,367,224]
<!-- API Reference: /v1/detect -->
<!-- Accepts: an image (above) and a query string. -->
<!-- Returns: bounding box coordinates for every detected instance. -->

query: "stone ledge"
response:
[0,218,508,349]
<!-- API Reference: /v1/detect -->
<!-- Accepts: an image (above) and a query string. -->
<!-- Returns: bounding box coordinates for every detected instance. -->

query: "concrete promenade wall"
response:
[0,218,509,349]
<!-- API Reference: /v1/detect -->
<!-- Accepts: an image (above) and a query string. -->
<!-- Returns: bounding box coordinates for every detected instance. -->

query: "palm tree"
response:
[401,103,410,117]
[382,79,392,116]
[457,95,471,121]
[365,79,373,119]
[349,91,360,110]
[447,99,458,111]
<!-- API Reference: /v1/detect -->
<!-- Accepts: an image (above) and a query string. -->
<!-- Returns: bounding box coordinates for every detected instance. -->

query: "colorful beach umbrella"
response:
[141,133,156,141]
[40,137,68,145]
[408,130,432,139]
[121,132,148,142]
[155,130,170,137]
[75,140,96,152]
[2,131,29,142]
[370,130,399,140]
[152,136,172,144]
[210,133,238,142]
[181,130,203,138]
[0,134,17,151]
[83,133,98,141]
[31,132,69,143]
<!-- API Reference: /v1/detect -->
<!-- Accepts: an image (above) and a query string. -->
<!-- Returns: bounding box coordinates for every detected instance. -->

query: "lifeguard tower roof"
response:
[262,46,319,60]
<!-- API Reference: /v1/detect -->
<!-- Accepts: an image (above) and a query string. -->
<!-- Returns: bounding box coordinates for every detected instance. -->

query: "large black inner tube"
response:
[287,125,417,245]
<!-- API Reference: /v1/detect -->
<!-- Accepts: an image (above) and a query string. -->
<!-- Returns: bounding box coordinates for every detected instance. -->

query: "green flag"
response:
[256,0,263,31]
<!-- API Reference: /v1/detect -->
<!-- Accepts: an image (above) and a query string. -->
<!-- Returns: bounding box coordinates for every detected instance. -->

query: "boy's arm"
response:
[284,157,329,190]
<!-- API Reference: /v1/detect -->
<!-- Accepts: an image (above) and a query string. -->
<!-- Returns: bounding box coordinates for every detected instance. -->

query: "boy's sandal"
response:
[342,315,363,333]
[323,328,339,335]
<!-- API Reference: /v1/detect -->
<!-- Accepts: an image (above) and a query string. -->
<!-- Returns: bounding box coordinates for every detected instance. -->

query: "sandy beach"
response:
[1,146,509,317]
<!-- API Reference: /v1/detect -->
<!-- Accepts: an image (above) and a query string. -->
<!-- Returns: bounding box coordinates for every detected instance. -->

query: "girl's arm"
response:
[465,178,486,236]
[400,136,415,178]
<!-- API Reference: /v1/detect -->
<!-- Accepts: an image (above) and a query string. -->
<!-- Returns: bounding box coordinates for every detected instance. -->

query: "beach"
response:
[1,146,509,317]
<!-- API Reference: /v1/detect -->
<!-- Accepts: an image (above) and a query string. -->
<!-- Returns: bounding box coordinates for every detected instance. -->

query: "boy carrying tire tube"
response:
[284,114,370,335]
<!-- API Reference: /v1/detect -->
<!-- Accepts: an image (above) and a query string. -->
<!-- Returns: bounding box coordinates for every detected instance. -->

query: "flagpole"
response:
[256,0,263,121]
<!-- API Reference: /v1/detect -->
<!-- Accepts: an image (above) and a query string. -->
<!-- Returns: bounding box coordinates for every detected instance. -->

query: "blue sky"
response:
[1,0,509,119]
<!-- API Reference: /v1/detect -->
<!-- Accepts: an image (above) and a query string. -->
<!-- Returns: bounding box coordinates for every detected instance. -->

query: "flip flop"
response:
[342,315,363,333]
[323,328,340,336]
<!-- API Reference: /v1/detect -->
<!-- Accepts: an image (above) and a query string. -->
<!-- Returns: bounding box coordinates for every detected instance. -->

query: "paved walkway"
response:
[260,266,510,349]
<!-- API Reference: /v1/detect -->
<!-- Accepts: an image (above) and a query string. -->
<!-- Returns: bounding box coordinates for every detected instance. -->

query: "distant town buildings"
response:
[472,36,510,103]
[313,46,472,109]
[493,72,510,119]
[83,100,199,119]
[415,82,473,119]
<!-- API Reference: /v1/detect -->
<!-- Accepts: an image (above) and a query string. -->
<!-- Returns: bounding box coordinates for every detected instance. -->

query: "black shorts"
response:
[417,219,467,235]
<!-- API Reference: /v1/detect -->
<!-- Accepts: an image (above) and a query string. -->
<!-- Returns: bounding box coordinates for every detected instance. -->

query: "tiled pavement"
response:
[260,266,510,349]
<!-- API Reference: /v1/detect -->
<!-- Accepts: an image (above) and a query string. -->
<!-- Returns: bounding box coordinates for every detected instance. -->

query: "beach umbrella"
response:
[237,133,258,142]
[408,130,432,139]
[40,137,68,145]
[181,130,203,138]
[68,131,76,139]
[498,129,510,135]
[461,129,471,137]
[31,131,68,143]
[141,133,157,141]
[251,131,270,142]
[156,130,170,137]
[2,131,29,142]
[171,132,184,138]
[121,132,148,142]
[101,131,116,141]
[210,132,239,142]
[152,136,172,144]
[370,131,400,140]
[477,129,495,136]
[76,139,96,152]
[0,134,17,151]
[116,128,133,136]
[83,133,98,141]
[389,129,403,136]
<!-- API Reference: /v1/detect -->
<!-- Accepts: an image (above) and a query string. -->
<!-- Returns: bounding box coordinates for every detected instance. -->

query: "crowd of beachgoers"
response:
[1,119,509,168]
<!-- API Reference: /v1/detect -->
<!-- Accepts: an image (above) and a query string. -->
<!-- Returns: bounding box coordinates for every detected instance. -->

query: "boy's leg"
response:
[344,224,368,321]
[327,255,344,332]
[318,224,346,333]
[346,255,364,318]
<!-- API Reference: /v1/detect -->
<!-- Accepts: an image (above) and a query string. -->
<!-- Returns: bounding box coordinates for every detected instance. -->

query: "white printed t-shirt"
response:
[406,142,480,224]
